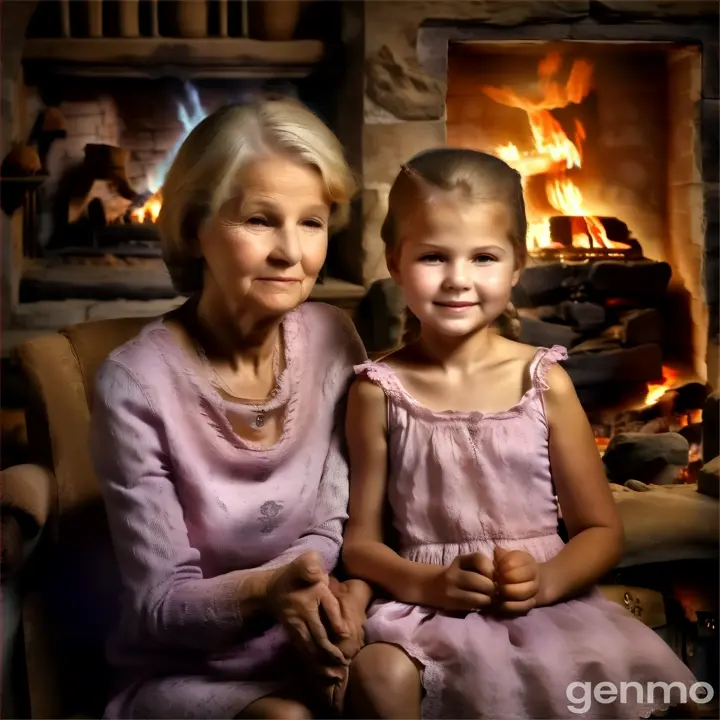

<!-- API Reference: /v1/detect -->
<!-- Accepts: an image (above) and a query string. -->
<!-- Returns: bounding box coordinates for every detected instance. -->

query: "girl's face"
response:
[389,196,521,339]
[198,154,330,323]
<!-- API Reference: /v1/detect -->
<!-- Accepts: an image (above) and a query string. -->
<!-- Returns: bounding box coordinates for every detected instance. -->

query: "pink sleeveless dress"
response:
[354,346,697,720]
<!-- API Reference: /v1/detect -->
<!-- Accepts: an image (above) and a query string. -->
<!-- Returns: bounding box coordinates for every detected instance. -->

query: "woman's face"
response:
[198,154,330,323]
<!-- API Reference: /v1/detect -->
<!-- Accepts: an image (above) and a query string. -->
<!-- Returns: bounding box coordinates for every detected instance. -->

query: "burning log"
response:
[602,432,690,485]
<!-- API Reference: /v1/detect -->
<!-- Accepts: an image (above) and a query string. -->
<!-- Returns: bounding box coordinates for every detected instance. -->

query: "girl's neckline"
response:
[363,347,546,422]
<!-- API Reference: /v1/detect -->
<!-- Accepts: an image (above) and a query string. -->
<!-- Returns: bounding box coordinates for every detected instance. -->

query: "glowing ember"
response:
[130,190,162,224]
[482,52,631,254]
[644,366,679,406]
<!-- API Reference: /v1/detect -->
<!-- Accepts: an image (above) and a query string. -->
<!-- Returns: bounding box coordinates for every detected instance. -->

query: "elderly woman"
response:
[90,98,371,719]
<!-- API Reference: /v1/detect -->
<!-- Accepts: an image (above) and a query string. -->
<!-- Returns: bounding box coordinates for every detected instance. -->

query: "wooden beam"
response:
[23,37,325,67]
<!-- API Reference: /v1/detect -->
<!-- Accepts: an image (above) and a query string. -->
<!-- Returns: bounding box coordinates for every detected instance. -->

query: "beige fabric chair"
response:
[2,317,150,718]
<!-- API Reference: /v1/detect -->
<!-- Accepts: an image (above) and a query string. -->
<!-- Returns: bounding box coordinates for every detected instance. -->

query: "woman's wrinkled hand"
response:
[265,551,349,667]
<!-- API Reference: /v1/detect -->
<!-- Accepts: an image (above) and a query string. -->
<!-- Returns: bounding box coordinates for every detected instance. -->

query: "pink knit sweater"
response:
[90,301,367,719]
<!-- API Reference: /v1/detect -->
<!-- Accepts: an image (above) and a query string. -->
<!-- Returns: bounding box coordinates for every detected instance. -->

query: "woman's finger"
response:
[319,586,349,638]
[305,610,348,664]
[497,579,538,602]
[286,616,314,654]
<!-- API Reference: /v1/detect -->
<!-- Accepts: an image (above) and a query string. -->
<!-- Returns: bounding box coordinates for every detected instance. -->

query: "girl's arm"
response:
[341,377,443,605]
[536,364,624,607]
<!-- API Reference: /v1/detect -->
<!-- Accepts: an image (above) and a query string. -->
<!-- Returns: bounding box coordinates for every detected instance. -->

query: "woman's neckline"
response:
[146,308,303,452]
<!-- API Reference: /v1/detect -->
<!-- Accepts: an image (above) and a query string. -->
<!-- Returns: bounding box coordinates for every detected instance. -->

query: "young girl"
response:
[342,149,698,719]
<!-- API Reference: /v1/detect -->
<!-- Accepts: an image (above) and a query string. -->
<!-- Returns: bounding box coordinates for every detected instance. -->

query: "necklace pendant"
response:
[253,412,265,429]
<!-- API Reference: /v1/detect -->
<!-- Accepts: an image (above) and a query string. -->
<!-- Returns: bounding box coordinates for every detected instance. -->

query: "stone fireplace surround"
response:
[361,1,719,383]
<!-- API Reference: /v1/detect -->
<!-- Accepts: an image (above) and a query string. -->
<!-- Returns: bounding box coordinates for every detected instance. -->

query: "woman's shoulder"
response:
[296,301,367,363]
[95,319,178,398]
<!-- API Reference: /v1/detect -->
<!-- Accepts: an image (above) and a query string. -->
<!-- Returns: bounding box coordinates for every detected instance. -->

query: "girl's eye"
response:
[474,254,496,264]
[419,253,443,264]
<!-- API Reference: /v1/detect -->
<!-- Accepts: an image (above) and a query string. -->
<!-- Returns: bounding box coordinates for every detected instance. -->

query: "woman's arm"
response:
[92,360,275,651]
[536,364,624,607]
[341,378,444,605]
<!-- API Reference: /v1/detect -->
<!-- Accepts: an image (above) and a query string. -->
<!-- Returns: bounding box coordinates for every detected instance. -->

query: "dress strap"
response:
[353,361,402,396]
[529,345,569,391]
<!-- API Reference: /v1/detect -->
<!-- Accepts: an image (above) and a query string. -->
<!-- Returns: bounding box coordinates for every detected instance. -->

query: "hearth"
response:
[444,40,709,410]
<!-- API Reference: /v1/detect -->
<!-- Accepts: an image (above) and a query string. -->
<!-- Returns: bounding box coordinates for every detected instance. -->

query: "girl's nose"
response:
[443,261,472,290]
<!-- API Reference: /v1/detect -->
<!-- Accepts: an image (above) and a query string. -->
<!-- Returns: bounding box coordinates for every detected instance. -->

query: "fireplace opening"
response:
[18,76,321,301]
[447,41,708,413]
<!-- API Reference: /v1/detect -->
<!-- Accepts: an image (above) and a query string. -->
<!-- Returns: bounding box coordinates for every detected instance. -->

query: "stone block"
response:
[702,99,719,183]
[366,45,445,122]
[592,1,719,21]
[11,300,91,329]
[602,432,690,485]
[363,121,445,185]
[557,301,606,332]
[362,186,391,283]
[620,309,663,347]
[697,456,719,498]
[353,278,405,354]
[703,42,719,99]
[61,101,106,118]
[702,391,719,463]
[586,261,672,303]
[86,298,185,321]
[512,263,583,308]
[519,316,580,349]
[563,343,663,387]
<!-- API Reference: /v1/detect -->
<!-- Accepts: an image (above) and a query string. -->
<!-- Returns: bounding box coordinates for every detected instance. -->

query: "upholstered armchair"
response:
[1,317,149,719]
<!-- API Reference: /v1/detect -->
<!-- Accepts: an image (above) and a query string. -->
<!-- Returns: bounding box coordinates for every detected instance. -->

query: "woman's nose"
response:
[269,227,302,266]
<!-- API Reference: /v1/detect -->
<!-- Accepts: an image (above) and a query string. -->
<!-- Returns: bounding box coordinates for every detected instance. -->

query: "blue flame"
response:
[148,83,207,193]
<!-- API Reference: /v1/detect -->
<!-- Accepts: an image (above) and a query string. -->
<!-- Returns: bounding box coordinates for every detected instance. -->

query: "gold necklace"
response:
[192,327,281,431]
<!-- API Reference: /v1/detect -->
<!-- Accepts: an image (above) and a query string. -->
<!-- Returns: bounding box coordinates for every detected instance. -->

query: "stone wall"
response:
[360,0,719,382]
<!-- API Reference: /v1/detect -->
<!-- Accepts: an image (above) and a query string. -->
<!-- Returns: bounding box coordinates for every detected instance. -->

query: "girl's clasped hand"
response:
[424,547,540,616]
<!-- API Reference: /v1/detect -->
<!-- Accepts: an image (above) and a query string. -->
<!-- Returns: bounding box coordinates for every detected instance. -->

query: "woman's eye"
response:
[247,216,269,227]
[302,218,325,229]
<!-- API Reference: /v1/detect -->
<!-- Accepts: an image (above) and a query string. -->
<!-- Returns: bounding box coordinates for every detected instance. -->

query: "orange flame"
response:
[130,191,162,224]
[483,52,630,253]
[644,366,679,406]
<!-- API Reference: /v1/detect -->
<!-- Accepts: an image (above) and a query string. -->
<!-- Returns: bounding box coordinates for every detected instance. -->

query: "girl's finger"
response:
[497,579,538,602]
[450,589,493,611]
[456,569,495,596]
[497,563,536,586]
[498,597,537,615]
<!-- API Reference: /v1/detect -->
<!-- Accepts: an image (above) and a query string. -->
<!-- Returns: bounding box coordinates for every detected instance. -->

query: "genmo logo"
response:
[566,681,714,714]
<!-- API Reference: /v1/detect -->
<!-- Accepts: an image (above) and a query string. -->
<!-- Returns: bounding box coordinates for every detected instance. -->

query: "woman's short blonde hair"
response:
[157,96,356,294]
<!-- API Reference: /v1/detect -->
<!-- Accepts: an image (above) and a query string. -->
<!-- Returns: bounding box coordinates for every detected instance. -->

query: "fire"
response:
[644,366,679,406]
[482,52,630,253]
[130,190,162,224]
[128,83,207,225]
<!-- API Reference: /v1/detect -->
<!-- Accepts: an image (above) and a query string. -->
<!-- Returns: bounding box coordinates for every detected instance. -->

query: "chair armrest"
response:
[1,464,54,577]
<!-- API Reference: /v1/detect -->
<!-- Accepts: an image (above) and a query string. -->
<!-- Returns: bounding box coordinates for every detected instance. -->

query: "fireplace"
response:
[2,0,365,332]
[443,40,706,409]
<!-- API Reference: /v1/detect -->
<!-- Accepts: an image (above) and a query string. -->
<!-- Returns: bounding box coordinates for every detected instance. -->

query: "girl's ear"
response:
[386,248,402,286]
[511,266,521,287]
